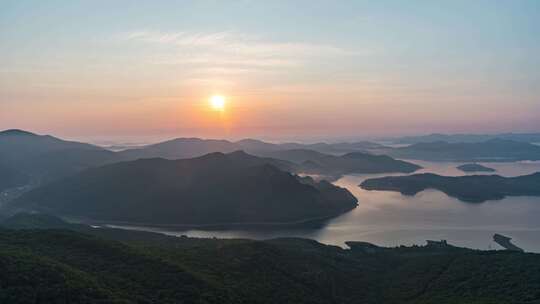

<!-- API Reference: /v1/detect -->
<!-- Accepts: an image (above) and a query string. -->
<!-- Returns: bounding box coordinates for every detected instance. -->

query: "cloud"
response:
[121,30,358,75]
[125,31,236,47]
[124,30,356,56]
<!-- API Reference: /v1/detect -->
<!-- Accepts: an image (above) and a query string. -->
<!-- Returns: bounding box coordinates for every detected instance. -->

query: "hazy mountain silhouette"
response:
[11,151,357,225]
[119,137,385,160]
[390,133,540,144]
[385,139,540,161]
[118,137,239,160]
[235,138,284,151]
[360,172,540,202]
[457,163,496,172]
[239,139,385,154]
[255,149,421,178]
[0,129,119,183]
[117,137,410,178]
[0,129,398,189]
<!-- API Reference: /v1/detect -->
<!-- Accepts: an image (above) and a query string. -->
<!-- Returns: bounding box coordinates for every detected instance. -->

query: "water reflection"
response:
[112,160,540,252]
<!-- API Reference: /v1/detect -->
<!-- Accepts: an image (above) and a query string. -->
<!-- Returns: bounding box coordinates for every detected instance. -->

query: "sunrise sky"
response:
[1,1,539,142]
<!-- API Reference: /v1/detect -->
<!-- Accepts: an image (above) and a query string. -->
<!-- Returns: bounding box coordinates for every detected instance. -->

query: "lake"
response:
[109,160,540,252]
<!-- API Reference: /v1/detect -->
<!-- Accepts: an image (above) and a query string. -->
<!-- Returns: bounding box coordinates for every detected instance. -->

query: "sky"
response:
[1,0,539,142]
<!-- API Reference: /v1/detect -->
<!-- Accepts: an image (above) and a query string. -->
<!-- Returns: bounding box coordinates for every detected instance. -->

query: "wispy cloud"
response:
[125,31,237,47]
[121,30,358,76]
[124,30,356,56]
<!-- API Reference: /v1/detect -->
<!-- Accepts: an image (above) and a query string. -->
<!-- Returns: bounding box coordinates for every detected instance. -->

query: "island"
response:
[457,163,496,172]
[493,233,524,252]
[359,172,540,203]
[9,151,358,226]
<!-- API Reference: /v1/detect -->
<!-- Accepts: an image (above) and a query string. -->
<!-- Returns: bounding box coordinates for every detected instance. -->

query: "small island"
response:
[457,163,495,172]
[360,172,540,203]
[493,234,524,252]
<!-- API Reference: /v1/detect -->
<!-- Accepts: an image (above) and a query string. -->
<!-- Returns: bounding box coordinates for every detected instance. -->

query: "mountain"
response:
[119,137,386,161]
[0,129,103,160]
[0,214,539,304]
[235,138,284,151]
[10,151,357,225]
[255,149,421,178]
[259,141,385,154]
[360,172,540,203]
[118,137,240,160]
[0,129,119,184]
[457,163,496,172]
[117,137,407,179]
[385,139,540,161]
[0,163,29,192]
[0,129,397,189]
[389,132,540,144]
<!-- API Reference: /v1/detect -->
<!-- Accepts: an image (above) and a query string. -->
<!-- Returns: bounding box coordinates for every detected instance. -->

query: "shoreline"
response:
[68,210,352,231]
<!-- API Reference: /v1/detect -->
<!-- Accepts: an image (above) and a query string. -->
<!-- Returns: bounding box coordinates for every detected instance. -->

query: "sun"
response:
[210,95,226,111]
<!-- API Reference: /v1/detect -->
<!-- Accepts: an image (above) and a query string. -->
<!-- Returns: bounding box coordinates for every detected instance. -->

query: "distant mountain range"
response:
[360,172,540,203]
[10,151,358,225]
[0,129,418,188]
[3,128,540,221]
[384,139,540,162]
[0,129,117,188]
[0,129,431,225]
[388,132,540,144]
[254,149,421,178]
[3,130,540,190]
[456,163,496,173]
[117,137,385,160]
[117,138,419,179]
[121,136,540,164]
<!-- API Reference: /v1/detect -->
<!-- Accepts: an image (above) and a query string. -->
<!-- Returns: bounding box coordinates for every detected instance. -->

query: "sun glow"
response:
[210,95,226,111]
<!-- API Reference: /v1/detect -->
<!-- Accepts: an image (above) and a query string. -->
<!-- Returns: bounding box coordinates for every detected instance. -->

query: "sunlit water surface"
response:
[110,160,540,252]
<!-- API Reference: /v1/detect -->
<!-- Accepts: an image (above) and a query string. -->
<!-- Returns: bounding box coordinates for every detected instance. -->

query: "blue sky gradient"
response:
[1,1,539,140]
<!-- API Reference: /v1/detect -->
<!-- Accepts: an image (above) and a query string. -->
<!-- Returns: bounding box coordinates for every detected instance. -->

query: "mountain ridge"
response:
[10,151,358,225]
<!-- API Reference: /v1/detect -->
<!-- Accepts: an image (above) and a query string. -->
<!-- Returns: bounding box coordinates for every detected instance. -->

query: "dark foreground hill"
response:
[0,214,539,304]
[0,163,28,192]
[10,151,357,225]
[360,172,540,203]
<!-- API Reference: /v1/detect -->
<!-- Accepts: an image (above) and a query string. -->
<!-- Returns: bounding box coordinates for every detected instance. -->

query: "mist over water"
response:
[111,160,540,252]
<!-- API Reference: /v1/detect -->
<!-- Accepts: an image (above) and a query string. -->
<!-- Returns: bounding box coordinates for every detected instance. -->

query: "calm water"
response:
[111,160,540,252]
